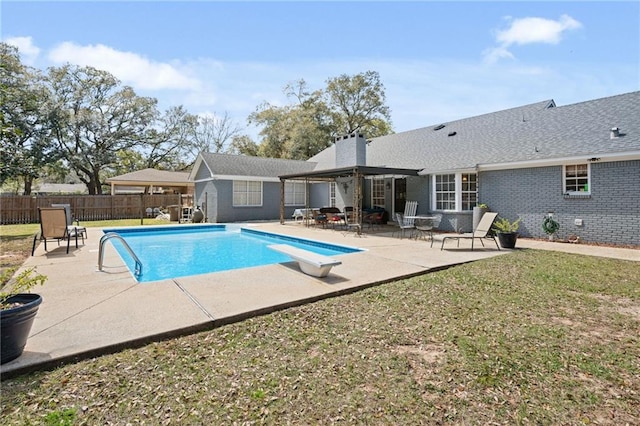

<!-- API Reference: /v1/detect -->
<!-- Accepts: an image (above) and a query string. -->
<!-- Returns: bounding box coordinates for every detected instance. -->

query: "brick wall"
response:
[479,160,640,246]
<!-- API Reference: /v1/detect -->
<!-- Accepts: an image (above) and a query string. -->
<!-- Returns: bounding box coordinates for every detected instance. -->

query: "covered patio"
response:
[278,165,421,233]
[107,168,194,197]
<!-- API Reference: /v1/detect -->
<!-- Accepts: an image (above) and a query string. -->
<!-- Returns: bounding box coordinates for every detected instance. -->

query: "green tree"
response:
[143,105,198,170]
[249,79,334,160]
[112,149,147,176]
[0,43,55,194]
[227,134,259,156]
[249,72,393,160]
[325,70,392,138]
[45,64,158,194]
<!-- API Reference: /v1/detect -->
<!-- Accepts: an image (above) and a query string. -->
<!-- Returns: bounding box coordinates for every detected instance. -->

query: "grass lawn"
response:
[1,224,639,424]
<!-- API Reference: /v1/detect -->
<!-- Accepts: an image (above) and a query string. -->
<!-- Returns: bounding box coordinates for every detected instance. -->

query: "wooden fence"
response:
[0,194,192,224]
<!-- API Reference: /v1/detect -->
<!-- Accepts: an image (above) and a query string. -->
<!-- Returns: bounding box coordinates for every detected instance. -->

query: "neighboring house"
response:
[106,168,194,197]
[191,91,640,246]
[32,183,88,195]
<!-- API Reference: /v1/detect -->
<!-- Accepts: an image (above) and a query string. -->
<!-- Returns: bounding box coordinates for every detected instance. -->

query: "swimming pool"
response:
[102,225,362,282]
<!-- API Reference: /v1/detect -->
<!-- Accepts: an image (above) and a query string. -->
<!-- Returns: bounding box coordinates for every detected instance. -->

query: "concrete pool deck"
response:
[2,222,638,378]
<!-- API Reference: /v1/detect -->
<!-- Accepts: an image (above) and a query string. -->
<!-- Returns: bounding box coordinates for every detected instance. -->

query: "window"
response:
[461,173,478,211]
[433,173,477,211]
[284,181,306,206]
[372,178,385,207]
[329,182,336,207]
[233,180,262,206]
[564,164,590,194]
[435,174,456,210]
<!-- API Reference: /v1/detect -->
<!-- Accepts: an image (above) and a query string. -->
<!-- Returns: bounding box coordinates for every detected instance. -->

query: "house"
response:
[32,183,88,195]
[189,153,317,223]
[190,91,640,246]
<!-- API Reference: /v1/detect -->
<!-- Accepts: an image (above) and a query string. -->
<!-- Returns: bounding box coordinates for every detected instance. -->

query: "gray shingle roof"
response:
[200,152,317,178]
[311,91,640,173]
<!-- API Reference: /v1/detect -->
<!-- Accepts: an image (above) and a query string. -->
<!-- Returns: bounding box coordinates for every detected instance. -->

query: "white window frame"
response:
[461,173,478,211]
[563,163,591,195]
[432,173,477,212]
[371,177,385,207]
[284,181,306,206]
[329,182,336,207]
[433,174,456,211]
[233,180,263,207]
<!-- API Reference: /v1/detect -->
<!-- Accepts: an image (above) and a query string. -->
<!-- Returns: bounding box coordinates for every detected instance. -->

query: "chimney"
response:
[610,127,620,139]
[334,132,367,168]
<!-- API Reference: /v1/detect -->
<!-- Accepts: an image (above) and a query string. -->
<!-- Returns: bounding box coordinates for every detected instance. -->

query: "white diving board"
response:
[268,244,342,278]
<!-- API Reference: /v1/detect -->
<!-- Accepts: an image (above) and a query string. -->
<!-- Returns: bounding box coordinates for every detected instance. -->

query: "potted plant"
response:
[1,267,47,364]
[492,216,521,249]
[473,203,489,231]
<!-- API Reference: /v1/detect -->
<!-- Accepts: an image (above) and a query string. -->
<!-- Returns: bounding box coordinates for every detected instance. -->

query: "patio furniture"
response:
[394,212,417,239]
[32,207,82,255]
[292,208,317,222]
[320,207,343,229]
[438,212,500,251]
[311,209,328,228]
[51,203,87,243]
[181,206,193,223]
[363,211,384,230]
[341,209,362,236]
[414,214,443,245]
[403,201,418,226]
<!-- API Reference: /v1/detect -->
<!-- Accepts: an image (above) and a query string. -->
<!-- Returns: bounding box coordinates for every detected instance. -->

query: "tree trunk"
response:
[22,176,33,195]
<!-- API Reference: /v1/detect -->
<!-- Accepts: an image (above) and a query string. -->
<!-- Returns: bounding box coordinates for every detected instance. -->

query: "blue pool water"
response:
[103,225,362,283]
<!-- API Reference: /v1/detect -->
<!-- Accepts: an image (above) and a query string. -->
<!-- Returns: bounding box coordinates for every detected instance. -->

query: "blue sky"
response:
[2,1,639,140]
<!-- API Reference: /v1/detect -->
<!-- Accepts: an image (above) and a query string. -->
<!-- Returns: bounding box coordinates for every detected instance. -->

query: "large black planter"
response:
[497,232,518,249]
[1,293,42,364]
[192,208,204,223]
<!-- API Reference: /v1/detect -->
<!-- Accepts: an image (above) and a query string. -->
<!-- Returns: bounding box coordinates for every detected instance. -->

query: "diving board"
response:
[268,244,342,278]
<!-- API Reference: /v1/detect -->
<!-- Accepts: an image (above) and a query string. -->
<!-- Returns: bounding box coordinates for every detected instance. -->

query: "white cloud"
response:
[4,36,41,65]
[481,46,515,65]
[48,42,201,91]
[484,14,582,64]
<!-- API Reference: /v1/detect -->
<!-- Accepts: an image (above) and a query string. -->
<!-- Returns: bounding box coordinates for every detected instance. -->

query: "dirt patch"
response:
[395,343,450,403]
[593,294,640,321]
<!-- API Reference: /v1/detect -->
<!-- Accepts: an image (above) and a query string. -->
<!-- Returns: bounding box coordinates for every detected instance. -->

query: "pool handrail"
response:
[98,232,143,277]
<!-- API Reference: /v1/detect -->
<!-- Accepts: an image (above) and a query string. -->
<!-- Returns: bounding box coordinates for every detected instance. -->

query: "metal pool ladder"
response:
[98,232,143,278]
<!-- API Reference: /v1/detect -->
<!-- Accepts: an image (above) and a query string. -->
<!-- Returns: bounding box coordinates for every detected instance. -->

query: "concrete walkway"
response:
[2,222,638,378]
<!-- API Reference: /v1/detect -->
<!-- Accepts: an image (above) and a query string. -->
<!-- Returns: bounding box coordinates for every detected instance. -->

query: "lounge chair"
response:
[31,207,82,255]
[438,212,500,251]
[52,203,87,243]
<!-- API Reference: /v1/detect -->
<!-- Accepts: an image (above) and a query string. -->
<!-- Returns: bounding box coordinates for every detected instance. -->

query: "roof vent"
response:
[434,124,445,131]
[448,131,457,137]
[610,127,620,139]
